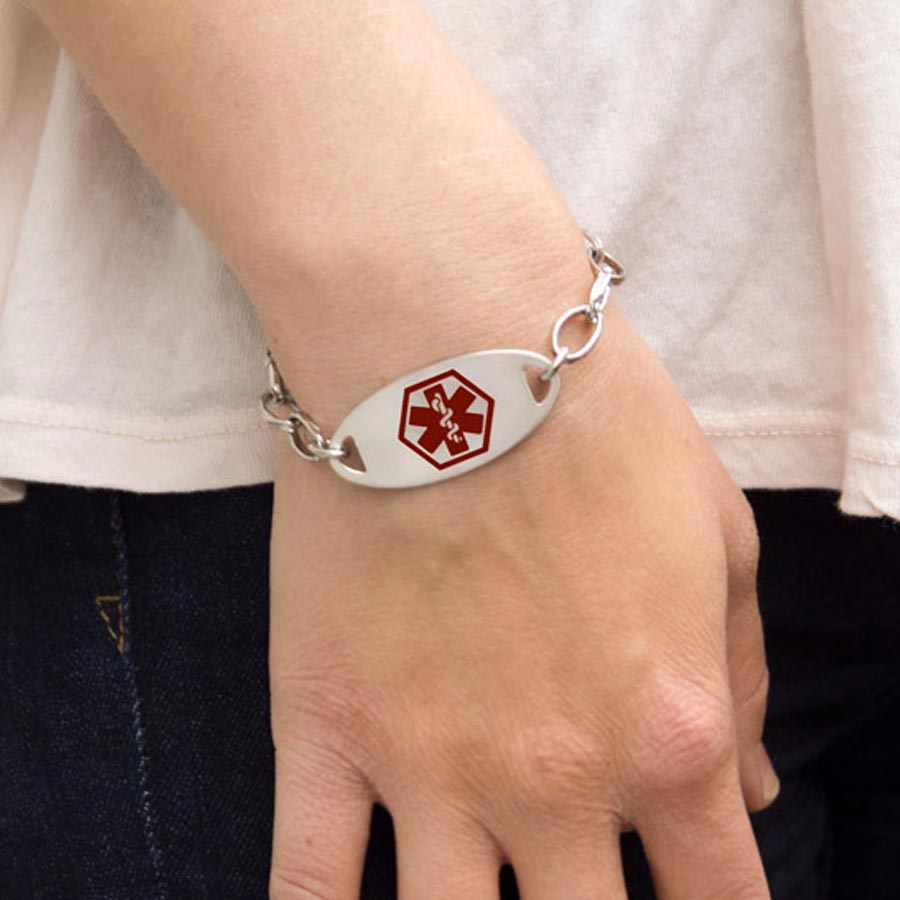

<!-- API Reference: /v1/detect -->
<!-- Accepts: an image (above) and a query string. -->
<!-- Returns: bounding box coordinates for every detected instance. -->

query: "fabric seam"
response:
[705,429,900,466]
[110,494,169,900]
[0,394,264,425]
[846,452,900,469]
[705,428,844,438]
[0,414,268,442]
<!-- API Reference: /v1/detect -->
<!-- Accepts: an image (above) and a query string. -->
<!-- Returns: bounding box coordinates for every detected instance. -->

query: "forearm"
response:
[27,0,596,419]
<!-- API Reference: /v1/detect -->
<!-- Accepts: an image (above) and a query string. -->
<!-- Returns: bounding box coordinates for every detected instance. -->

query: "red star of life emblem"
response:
[398,369,495,470]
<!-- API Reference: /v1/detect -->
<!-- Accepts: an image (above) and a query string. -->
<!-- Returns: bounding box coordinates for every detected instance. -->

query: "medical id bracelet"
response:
[260,228,624,489]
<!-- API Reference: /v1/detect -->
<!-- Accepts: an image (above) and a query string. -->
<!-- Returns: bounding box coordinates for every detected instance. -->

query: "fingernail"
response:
[757,743,780,806]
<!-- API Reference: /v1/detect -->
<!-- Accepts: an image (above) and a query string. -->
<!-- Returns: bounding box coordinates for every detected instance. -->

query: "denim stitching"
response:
[94,594,124,654]
[110,493,169,900]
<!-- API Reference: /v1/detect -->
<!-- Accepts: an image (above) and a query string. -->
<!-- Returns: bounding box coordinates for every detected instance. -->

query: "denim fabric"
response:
[1,484,899,899]
[0,485,274,900]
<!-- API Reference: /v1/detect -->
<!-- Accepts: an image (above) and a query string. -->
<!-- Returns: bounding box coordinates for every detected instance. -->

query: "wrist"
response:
[263,223,644,494]
[257,201,603,427]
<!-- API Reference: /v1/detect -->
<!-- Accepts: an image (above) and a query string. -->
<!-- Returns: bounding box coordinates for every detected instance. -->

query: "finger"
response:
[506,816,628,899]
[727,591,778,813]
[393,809,502,900]
[269,739,374,899]
[636,766,769,900]
[722,499,780,811]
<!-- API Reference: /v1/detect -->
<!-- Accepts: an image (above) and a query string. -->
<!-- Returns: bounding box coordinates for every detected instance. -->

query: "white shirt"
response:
[1,0,899,519]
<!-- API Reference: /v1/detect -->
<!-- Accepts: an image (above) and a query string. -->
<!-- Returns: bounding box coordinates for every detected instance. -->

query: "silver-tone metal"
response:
[548,304,605,364]
[259,393,297,433]
[328,349,561,488]
[289,426,347,461]
[534,230,617,378]
[582,228,626,284]
[260,228,625,486]
[539,345,571,382]
[587,272,612,319]
[261,350,348,462]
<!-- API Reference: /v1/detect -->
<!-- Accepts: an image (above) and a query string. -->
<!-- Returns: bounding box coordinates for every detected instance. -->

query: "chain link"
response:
[539,229,626,382]
[261,228,625,461]
[260,352,348,461]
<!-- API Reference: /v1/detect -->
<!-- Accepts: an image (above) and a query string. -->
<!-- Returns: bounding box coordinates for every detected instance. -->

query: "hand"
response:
[267,270,777,898]
[15,4,775,893]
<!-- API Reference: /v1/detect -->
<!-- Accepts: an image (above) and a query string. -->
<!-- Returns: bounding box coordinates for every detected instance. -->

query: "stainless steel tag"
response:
[329,349,561,488]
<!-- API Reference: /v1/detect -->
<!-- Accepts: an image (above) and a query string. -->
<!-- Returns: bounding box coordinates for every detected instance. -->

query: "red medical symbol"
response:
[398,369,495,470]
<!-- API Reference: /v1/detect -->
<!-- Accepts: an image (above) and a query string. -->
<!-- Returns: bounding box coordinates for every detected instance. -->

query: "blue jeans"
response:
[1,483,898,899]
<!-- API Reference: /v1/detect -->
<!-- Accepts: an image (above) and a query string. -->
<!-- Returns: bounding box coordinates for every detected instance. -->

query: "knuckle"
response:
[381,704,491,796]
[270,669,372,750]
[506,716,605,809]
[274,735,366,797]
[629,674,734,793]
[269,691,374,785]
[397,704,482,769]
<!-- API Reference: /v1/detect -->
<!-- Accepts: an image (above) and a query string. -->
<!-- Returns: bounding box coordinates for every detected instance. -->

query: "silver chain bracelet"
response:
[261,227,624,488]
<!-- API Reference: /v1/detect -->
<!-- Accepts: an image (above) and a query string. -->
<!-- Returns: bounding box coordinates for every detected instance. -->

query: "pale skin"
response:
[25,0,779,896]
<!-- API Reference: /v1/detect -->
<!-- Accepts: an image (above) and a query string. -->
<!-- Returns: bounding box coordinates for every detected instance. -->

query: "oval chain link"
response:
[262,229,625,460]
[539,229,626,382]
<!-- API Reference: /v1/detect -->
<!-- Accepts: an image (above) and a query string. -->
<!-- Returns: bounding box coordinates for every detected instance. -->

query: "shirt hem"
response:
[703,424,900,521]
[0,407,898,520]
[0,413,275,493]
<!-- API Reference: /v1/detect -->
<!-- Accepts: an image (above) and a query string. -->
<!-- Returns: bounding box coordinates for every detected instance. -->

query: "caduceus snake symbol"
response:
[405,378,487,458]
[430,393,462,443]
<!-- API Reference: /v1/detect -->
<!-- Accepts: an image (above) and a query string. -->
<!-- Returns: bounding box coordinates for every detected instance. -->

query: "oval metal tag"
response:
[329,349,561,488]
